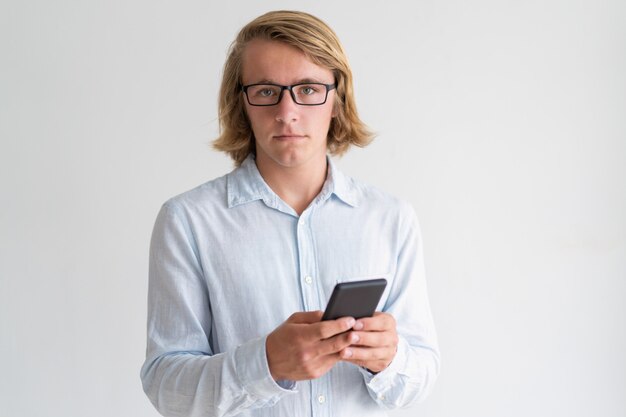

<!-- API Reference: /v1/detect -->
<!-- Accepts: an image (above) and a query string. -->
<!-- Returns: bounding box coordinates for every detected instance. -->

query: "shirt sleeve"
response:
[140,202,296,417]
[358,202,441,408]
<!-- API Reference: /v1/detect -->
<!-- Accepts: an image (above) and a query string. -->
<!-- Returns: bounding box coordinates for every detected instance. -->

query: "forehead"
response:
[240,38,334,84]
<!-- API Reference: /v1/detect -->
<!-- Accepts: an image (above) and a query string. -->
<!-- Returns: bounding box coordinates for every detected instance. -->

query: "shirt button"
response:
[304,276,313,285]
[298,218,305,227]
[378,394,385,401]
[317,395,325,404]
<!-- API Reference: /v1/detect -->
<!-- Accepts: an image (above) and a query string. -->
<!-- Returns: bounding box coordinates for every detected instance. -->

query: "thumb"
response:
[287,310,324,324]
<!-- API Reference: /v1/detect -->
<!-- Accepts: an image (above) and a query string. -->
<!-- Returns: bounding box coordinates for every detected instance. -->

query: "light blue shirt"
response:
[141,155,440,417]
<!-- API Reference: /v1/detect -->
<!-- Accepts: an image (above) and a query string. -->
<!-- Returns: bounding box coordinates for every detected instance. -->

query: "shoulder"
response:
[335,172,422,249]
[160,173,230,218]
[345,174,415,220]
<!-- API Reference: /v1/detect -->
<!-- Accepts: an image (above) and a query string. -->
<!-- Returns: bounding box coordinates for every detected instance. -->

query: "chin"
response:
[256,142,326,170]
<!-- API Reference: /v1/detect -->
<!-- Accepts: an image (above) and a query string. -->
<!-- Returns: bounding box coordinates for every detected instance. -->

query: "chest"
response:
[191,201,399,335]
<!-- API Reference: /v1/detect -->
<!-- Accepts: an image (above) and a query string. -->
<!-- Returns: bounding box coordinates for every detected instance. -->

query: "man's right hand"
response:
[265,311,358,381]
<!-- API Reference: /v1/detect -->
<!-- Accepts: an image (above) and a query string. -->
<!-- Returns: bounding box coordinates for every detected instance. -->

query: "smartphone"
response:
[321,278,387,321]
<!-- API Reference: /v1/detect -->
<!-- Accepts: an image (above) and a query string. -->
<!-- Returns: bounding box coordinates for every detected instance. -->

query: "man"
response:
[141,10,439,417]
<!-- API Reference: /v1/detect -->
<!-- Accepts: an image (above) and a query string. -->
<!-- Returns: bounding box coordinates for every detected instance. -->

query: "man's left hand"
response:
[340,312,399,373]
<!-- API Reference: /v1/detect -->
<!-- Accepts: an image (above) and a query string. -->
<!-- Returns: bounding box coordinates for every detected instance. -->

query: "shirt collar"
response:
[227,154,359,209]
[319,157,358,207]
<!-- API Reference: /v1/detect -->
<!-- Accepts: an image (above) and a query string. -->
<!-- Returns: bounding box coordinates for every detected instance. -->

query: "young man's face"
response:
[241,38,336,172]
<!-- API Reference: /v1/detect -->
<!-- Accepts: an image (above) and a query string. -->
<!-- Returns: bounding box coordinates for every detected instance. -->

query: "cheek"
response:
[320,106,336,127]
[309,103,335,122]
[245,107,270,130]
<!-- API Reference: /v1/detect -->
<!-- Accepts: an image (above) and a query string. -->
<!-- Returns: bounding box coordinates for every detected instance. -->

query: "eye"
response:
[299,85,318,95]
[258,88,275,97]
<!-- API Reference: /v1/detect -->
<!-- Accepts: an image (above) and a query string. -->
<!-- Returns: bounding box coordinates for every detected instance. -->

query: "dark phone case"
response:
[321,278,387,321]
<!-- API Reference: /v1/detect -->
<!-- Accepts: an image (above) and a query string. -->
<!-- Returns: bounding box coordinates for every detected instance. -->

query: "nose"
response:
[274,89,299,123]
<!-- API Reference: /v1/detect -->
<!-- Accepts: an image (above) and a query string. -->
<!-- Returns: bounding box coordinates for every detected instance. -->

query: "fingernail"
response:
[346,318,356,328]
[354,321,364,330]
[351,333,360,343]
[343,348,353,358]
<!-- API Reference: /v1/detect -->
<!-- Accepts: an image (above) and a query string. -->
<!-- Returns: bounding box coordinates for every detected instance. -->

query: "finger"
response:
[315,331,359,356]
[340,345,395,362]
[311,352,345,378]
[310,316,355,340]
[353,312,395,331]
[350,330,397,348]
[288,310,324,324]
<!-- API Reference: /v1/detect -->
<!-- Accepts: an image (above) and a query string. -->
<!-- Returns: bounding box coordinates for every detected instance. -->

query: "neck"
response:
[255,155,328,215]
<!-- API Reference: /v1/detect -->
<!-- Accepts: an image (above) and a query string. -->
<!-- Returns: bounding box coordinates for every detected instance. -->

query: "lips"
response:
[273,134,306,140]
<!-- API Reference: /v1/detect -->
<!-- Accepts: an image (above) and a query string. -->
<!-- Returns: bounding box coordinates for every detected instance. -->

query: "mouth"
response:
[273,134,306,140]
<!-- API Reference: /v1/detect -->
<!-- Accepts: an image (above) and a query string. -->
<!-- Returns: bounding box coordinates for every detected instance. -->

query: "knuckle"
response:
[316,326,327,339]
[330,338,342,352]
[298,349,312,363]
[302,363,314,377]
[310,367,325,379]
[330,340,339,352]
[343,317,355,330]
[303,362,324,379]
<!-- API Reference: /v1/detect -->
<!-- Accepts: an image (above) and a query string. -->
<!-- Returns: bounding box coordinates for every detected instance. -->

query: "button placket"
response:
[296,210,331,416]
[295,213,317,312]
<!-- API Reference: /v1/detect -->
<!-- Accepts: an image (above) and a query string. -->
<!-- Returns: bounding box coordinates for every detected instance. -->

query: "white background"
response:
[1,1,625,416]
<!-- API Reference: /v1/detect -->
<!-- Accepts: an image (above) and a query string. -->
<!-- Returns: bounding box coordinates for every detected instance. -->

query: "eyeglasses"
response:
[241,82,337,106]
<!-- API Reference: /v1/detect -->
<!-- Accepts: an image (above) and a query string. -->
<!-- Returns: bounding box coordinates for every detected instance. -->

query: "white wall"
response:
[1,1,625,416]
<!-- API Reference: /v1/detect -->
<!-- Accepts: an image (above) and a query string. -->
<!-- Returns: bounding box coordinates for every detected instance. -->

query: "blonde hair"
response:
[213,10,374,166]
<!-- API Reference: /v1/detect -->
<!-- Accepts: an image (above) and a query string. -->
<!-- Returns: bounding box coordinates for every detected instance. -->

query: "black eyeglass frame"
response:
[240,82,337,106]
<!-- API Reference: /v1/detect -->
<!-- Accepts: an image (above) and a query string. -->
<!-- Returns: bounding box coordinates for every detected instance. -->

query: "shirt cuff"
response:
[234,335,297,400]
[359,336,409,398]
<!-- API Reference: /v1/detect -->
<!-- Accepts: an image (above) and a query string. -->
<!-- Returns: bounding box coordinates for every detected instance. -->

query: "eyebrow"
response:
[252,77,330,85]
